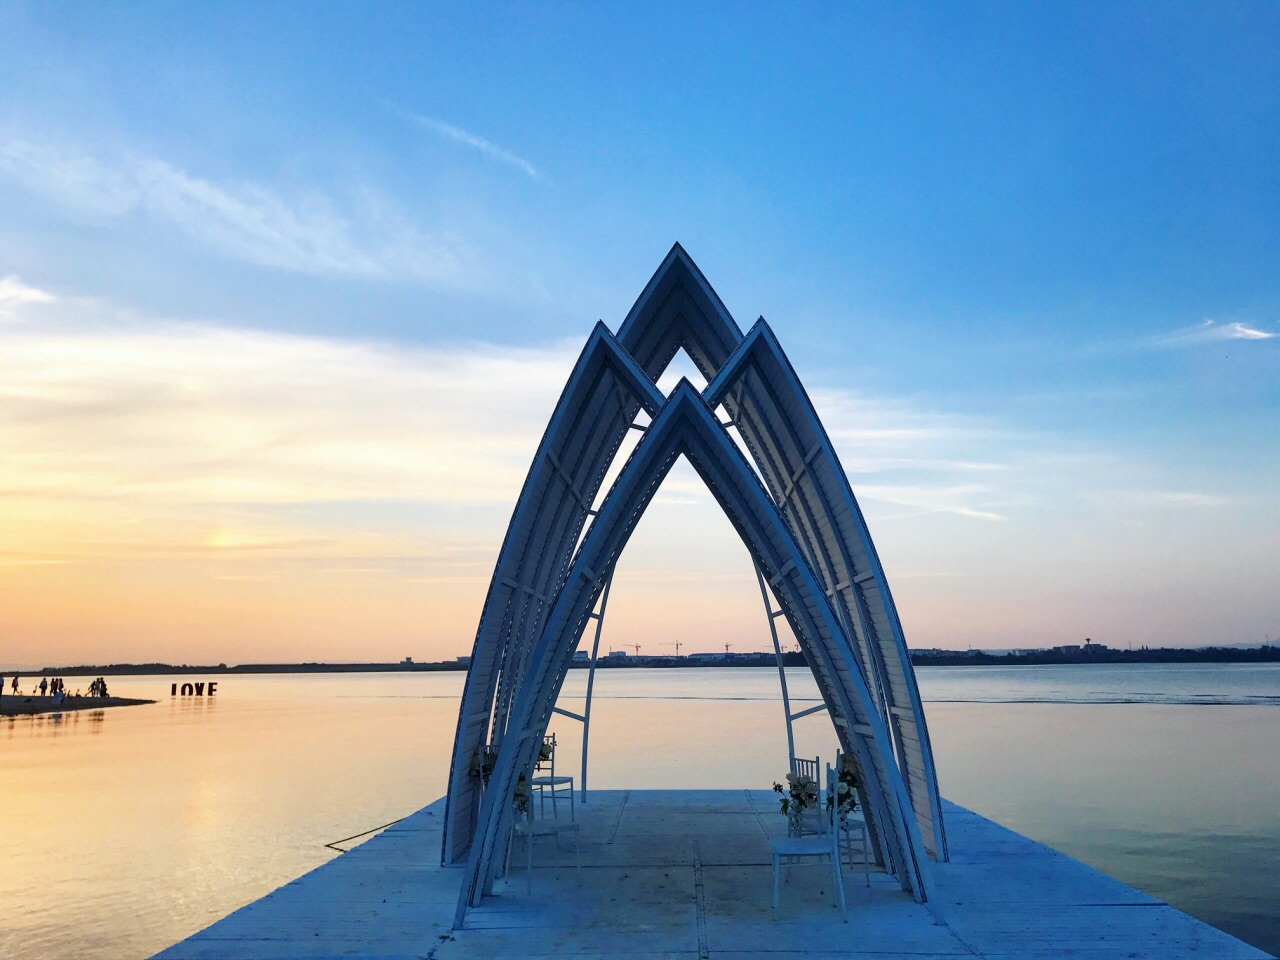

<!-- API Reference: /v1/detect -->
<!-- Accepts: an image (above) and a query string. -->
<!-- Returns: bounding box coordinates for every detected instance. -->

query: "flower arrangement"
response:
[772,772,819,816]
[513,773,531,814]
[827,756,860,818]
[469,745,497,786]
[537,739,554,765]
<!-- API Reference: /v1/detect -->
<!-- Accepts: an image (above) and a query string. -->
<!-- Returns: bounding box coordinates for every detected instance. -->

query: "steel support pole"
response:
[580,575,611,802]
[754,561,797,762]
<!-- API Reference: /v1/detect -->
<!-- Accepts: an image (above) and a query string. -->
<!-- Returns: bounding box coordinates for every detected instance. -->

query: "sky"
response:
[1,2,1277,668]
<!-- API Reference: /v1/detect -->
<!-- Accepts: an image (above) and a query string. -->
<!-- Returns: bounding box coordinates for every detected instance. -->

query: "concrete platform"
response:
[151,790,1274,960]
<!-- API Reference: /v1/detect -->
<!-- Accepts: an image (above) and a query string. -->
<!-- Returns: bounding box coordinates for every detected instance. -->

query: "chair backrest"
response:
[790,755,819,782]
[537,734,556,776]
[787,756,823,835]
[824,762,842,838]
[832,750,861,817]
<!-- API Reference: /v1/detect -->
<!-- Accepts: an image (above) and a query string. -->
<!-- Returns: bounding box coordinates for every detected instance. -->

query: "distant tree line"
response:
[907,645,1280,667]
[29,644,1280,676]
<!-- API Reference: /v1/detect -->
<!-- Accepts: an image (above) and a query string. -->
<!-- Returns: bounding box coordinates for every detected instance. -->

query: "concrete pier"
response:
[152,790,1273,959]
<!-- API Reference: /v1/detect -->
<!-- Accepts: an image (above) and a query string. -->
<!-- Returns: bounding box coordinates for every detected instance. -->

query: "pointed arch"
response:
[441,324,665,863]
[455,383,933,921]
[616,242,744,382]
[442,245,946,874]
[706,320,948,859]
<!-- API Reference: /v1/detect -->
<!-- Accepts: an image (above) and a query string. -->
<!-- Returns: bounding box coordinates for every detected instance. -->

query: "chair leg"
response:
[526,832,533,894]
[832,851,847,920]
[862,828,870,887]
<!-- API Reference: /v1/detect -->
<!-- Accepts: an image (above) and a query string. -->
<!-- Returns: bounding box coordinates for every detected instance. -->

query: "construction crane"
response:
[723,642,732,654]
[660,641,683,657]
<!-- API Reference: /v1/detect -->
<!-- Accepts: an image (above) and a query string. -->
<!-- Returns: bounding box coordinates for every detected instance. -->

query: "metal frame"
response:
[548,573,611,801]
[442,245,947,920]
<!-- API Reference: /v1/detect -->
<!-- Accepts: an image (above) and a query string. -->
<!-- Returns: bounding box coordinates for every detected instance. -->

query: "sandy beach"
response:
[0,694,156,716]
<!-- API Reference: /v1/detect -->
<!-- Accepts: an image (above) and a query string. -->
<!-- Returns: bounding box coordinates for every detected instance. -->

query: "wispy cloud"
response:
[0,318,577,508]
[0,275,56,320]
[408,113,539,178]
[4,288,1274,661]
[0,138,470,282]
[855,484,1007,521]
[0,295,585,578]
[1153,318,1276,348]
[1092,489,1232,510]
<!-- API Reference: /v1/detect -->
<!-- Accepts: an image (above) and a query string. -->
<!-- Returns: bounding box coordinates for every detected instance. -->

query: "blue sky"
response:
[1,2,1277,664]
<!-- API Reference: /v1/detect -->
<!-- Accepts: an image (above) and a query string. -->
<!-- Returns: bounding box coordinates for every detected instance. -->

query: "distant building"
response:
[572,651,590,663]
[456,656,472,665]
[402,657,414,665]
[607,650,627,658]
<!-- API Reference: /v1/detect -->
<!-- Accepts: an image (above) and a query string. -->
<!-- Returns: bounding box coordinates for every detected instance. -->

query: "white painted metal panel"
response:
[444,246,948,882]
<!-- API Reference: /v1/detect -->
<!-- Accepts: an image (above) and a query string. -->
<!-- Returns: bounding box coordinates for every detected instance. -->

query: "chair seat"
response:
[530,775,573,786]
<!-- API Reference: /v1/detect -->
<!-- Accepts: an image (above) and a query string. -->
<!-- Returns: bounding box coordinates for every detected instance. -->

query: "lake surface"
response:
[1,664,1277,959]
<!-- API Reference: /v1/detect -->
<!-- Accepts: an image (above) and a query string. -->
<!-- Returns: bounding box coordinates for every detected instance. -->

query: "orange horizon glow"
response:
[3,301,1275,669]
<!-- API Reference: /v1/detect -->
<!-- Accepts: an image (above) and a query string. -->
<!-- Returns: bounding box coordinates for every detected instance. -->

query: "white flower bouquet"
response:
[513,773,531,814]
[827,756,860,818]
[469,745,496,786]
[771,771,819,816]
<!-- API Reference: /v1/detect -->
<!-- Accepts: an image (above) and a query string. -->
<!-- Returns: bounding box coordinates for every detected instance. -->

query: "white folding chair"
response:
[832,753,871,888]
[530,733,575,820]
[770,763,846,919]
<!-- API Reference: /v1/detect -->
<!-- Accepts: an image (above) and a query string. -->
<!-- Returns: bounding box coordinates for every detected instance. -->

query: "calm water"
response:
[1,664,1277,959]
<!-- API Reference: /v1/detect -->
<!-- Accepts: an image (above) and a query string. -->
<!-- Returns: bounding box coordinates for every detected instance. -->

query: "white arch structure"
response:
[444,246,947,920]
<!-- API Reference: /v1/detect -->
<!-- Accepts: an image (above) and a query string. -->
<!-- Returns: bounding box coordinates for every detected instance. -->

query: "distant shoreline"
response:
[10,644,1279,677]
[1,695,157,716]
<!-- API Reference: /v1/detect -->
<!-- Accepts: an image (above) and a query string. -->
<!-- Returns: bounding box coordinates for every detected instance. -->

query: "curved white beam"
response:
[706,320,948,860]
[442,246,946,874]
[441,324,664,863]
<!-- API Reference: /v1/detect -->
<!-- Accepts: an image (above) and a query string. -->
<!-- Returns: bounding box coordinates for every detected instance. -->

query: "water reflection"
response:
[2,709,104,738]
[168,696,219,716]
[0,668,1275,959]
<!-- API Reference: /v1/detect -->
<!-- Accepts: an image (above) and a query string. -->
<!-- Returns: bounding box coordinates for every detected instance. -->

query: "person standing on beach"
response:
[10,676,17,695]
[39,677,48,696]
